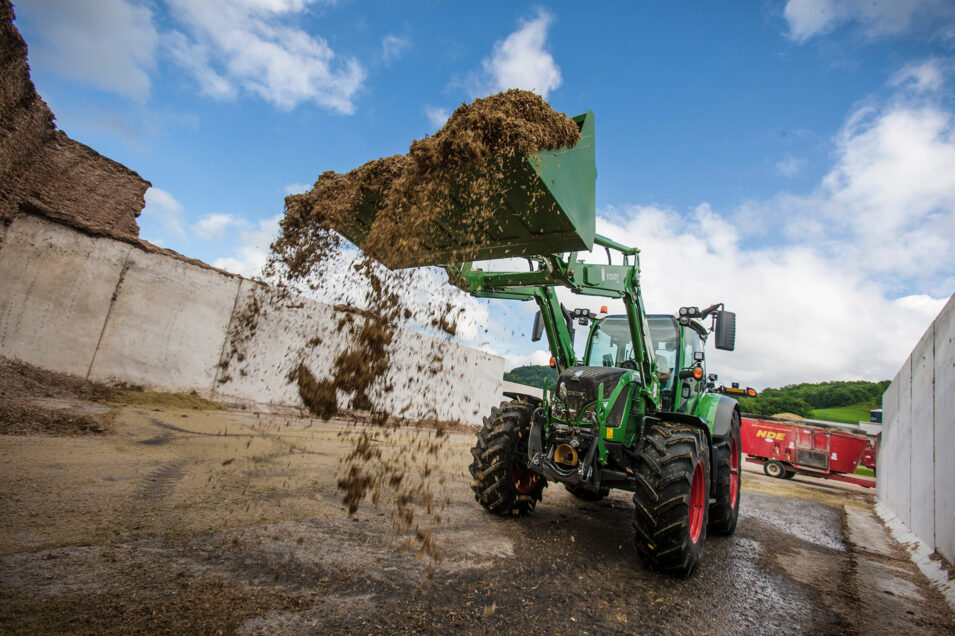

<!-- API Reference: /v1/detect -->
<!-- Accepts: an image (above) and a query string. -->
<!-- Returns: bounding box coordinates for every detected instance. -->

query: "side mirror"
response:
[531,311,544,342]
[714,310,736,351]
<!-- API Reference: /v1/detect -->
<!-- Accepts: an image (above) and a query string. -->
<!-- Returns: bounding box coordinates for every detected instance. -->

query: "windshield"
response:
[647,316,679,389]
[585,317,633,367]
[584,315,683,380]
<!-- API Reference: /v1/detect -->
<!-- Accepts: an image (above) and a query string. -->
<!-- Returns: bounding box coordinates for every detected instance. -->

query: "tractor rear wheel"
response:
[708,411,741,536]
[564,482,610,502]
[469,400,545,516]
[632,420,710,578]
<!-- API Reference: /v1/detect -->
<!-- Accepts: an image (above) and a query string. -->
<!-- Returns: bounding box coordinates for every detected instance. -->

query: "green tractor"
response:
[329,111,742,577]
[453,241,742,578]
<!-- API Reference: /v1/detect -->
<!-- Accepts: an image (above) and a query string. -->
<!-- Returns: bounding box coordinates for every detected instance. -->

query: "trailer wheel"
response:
[564,482,610,502]
[764,460,787,479]
[469,400,545,517]
[632,420,710,578]
[708,411,741,535]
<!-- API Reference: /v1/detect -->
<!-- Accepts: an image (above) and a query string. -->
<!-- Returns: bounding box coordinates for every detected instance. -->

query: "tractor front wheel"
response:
[469,400,545,516]
[632,420,710,578]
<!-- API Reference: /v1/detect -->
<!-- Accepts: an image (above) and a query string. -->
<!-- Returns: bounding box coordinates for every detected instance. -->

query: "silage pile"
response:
[239,89,580,575]
[272,89,580,269]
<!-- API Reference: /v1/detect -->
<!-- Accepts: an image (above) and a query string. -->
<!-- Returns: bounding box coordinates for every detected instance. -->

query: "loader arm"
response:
[444,235,654,380]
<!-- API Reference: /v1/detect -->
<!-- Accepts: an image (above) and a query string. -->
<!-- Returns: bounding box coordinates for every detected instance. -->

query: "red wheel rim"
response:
[512,468,540,494]
[729,437,740,508]
[689,461,705,543]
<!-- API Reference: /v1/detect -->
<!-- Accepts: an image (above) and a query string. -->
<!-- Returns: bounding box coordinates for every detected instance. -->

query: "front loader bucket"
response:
[336,111,597,269]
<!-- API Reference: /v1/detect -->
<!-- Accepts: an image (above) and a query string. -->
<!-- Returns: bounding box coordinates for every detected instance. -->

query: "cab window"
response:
[584,317,633,367]
[647,316,679,389]
[683,330,703,369]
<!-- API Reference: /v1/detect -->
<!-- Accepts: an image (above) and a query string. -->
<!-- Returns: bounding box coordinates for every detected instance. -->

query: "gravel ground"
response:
[1,404,952,634]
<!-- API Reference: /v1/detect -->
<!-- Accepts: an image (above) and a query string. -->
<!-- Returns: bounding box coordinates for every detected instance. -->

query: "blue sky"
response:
[13,0,955,388]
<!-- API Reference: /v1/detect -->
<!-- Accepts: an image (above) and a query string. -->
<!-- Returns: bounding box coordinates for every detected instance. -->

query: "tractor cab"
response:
[581,311,727,413]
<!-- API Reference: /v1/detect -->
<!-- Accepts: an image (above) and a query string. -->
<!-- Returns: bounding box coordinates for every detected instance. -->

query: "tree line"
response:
[735,380,890,417]
[503,365,557,388]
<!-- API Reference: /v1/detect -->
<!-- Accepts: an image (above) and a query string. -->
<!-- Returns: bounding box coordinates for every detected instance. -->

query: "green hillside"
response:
[809,404,874,425]
[503,365,557,389]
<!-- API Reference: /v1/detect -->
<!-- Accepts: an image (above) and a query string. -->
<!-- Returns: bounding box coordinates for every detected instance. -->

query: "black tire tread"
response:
[468,400,545,517]
[632,420,709,578]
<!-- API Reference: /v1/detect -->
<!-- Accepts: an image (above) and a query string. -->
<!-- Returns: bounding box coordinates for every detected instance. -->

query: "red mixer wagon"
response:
[740,415,877,488]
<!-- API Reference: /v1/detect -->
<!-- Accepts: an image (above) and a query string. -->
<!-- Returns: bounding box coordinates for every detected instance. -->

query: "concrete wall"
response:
[0,214,505,425]
[0,215,131,376]
[88,247,242,392]
[878,293,955,564]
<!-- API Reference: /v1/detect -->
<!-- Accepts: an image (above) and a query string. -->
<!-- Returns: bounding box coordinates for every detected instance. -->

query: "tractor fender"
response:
[711,395,739,438]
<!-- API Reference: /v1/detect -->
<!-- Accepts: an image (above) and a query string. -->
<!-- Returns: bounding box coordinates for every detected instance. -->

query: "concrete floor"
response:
[1,403,952,634]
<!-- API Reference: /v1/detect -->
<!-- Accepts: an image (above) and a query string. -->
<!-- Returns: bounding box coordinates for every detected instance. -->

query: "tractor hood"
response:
[554,366,627,422]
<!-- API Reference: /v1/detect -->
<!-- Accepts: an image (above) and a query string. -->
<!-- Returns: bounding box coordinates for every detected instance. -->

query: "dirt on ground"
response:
[0,357,115,435]
[1,405,953,634]
[0,357,221,436]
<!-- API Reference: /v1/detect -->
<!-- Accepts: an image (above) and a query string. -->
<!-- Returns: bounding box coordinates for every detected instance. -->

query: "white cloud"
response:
[783,0,952,42]
[500,349,552,372]
[213,215,281,277]
[142,187,185,236]
[16,0,158,101]
[165,31,236,101]
[816,103,955,279]
[889,59,946,93]
[194,213,236,240]
[591,204,947,390]
[775,154,806,177]
[381,34,410,63]
[474,8,562,99]
[424,105,451,129]
[165,0,365,112]
[574,75,955,388]
[284,182,311,195]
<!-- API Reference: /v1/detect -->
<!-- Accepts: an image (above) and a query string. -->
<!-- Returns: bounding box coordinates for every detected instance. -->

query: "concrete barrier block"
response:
[88,247,240,393]
[382,328,504,424]
[878,378,899,503]
[895,359,913,526]
[934,294,955,563]
[212,281,343,409]
[0,215,129,376]
[910,326,936,546]
[212,282,503,425]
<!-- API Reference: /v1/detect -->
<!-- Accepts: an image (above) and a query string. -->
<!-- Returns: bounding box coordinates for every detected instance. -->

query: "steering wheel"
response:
[619,359,638,371]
